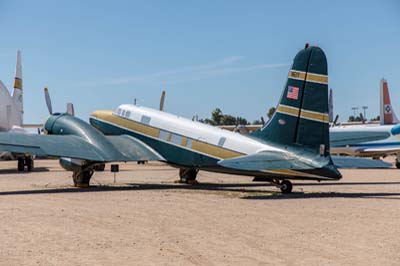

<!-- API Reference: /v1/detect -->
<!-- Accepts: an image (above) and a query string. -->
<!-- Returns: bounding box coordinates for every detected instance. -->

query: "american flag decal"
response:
[287,86,299,100]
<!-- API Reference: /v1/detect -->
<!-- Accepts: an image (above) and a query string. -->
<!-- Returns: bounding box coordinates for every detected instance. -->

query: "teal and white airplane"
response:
[0,45,356,193]
[330,79,400,168]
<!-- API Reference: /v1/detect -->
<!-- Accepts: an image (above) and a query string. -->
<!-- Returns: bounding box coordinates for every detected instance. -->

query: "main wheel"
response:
[73,170,94,188]
[179,168,198,184]
[17,158,24,171]
[25,157,34,172]
[396,159,400,169]
[280,180,293,194]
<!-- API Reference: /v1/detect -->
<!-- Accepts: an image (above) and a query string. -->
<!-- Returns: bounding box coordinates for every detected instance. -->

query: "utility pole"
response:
[362,106,368,120]
[351,107,359,117]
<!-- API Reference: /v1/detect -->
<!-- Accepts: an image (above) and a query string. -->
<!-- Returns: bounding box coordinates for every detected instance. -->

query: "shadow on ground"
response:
[0,167,50,174]
[0,180,399,200]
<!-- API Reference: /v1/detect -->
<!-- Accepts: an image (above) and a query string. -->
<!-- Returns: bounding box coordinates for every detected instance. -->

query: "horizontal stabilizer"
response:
[331,156,392,169]
[217,150,327,171]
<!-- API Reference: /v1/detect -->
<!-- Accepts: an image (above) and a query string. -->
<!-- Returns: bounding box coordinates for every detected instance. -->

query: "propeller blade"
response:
[44,87,53,115]
[333,114,339,126]
[159,90,166,111]
[66,103,75,116]
[359,113,365,124]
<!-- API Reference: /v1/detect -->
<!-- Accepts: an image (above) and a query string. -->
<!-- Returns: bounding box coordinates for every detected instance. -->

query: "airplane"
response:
[330,79,400,167]
[0,44,345,193]
[0,45,391,192]
[380,78,399,125]
[0,51,41,171]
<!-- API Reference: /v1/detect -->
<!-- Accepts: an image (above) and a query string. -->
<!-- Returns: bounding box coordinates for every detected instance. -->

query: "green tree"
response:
[211,108,223,125]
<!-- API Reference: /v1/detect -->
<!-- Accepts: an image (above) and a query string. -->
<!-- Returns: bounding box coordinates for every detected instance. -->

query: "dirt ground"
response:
[0,159,399,266]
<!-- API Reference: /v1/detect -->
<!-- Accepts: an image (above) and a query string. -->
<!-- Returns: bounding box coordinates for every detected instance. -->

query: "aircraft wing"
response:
[217,150,325,171]
[0,133,163,162]
[331,156,392,169]
[358,146,400,154]
[330,131,390,147]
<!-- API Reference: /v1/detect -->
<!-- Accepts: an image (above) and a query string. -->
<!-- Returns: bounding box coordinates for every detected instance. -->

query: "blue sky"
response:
[0,0,399,124]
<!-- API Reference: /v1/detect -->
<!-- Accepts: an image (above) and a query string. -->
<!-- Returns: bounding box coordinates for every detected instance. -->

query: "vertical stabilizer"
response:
[12,50,23,126]
[251,45,330,155]
[380,78,399,125]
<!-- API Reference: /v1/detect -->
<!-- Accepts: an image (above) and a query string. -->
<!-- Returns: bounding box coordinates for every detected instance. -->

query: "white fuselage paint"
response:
[0,81,22,131]
[114,104,282,158]
[330,124,400,157]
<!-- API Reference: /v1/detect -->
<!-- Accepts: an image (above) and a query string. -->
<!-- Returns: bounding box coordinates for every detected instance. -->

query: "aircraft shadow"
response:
[0,167,50,174]
[0,181,400,200]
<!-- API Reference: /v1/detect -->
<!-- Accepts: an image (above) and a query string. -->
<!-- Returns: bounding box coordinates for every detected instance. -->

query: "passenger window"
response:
[121,110,126,117]
[141,115,151,125]
[218,137,226,147]
[186,138,193,148]
[125,111,131,118]
[159,130,169,141]
[170,134,182,145]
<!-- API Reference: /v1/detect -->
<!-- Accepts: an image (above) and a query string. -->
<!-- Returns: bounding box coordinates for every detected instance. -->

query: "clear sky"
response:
[0,0,399,124]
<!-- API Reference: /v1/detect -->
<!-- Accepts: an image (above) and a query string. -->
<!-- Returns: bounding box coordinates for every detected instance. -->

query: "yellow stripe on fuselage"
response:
[91,110,243,159]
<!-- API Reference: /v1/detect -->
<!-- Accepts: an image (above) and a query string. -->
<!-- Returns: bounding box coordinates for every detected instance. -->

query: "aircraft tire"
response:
[73,170,94,188]
[396,159,400,169]
[280,180,293,194]
[25,157,34,172]
[179,168,198,184]
[17,158,24,171]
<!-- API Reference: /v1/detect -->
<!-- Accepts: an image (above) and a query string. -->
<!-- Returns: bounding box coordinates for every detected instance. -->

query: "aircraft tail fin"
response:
[251,45,330,155]
[11,50,23,125]
[380,78,399,125]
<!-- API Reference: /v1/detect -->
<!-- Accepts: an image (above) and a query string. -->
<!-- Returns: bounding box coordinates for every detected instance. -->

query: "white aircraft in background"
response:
[330,79,400,167]
[0,51,41,171]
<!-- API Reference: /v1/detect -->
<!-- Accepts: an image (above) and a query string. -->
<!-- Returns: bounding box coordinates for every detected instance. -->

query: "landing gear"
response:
[179,168,198,184]
[72,169,94,188]
[25,156,34,172]
[396,158,400,169]
[254,177,293,193]
[17,158,24,171]
[17,156,34,172]
[279,180,293,194]
[93,163,106,171]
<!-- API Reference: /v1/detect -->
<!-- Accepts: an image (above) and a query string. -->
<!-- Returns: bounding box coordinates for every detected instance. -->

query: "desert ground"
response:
[0,159,399,266]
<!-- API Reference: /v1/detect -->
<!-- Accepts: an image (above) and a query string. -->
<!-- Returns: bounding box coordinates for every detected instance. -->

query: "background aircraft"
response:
[330,79,400,167]
[0,51,39,171]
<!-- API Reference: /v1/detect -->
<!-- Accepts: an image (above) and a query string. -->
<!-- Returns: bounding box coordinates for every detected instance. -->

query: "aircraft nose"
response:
[391,124,400,135]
